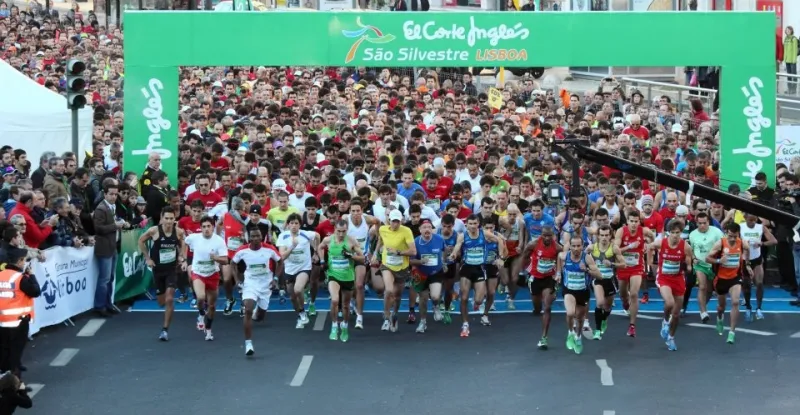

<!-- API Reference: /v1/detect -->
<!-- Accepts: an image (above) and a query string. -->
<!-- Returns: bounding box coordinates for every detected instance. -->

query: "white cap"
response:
[358,109,370,117]
[190,129,202,136]
[389,210,403,222]
[515,107,526,114]
[671,124,682,133]
[514,135,525,143]
[272,178,287,193]
[433,157,446,168]
[212,81,223,88]
[471,126,482,133]
[225,108,236,116]
[676,205,690,216]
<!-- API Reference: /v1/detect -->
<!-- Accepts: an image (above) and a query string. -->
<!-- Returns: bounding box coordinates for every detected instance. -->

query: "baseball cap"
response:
[2,166,16,176]
[419,218,433,226]
[136,196,146,205]
[389,210,403,222]
[225,109,236,116]
[272,178,287,193]
[671,124,682,133]
[675,205,689,216]
[249,205,262,214]
[433,157,446,168]
[640,195,654,206]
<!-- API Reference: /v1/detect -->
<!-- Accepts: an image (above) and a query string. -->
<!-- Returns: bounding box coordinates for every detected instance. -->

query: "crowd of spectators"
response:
[1,2,800,309]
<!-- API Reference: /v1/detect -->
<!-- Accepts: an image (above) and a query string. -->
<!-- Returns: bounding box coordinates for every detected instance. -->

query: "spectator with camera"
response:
[7,192,56,250]
[41,197,89,250]
[42,156,69,205]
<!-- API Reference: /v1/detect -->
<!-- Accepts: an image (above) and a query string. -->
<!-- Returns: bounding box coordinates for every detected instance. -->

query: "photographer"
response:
[0,247,41,380]
[773,173,800,306]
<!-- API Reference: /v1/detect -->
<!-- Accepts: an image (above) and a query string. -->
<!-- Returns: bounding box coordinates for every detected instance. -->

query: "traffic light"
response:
[66,59,87,110]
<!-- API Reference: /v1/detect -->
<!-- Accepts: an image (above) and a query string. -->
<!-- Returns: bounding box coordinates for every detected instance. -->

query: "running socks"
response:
[205,317,214,329]
[594,308,603,330]
[743,284,752,309]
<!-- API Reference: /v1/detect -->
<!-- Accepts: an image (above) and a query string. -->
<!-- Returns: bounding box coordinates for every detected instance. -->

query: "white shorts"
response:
[242,279,273,311]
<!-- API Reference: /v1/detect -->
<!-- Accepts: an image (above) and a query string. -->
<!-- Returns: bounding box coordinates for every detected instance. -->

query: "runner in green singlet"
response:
[319,220,364,343]
[687,212,724,323]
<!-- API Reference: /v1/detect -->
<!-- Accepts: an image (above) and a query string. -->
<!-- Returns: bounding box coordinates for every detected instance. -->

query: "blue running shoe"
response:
[666,337,677,351]
[660,321,669,340]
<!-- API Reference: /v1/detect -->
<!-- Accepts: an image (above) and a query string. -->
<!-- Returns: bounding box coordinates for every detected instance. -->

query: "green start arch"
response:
[123,11,776,189]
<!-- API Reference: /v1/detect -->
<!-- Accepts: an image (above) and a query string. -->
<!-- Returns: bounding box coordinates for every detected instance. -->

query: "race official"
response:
[0,248,41,378]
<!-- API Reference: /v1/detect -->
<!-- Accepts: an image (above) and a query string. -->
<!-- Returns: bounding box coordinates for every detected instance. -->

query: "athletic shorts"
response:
[484,264,499,279]
[714,276,742,296]
[748,257,763,267]
[379,265,411,284]
[284,270,311,283]
[242,278,273,311]
[617,265,644,281]
[328,277,355,292]
[460,264,487,283]
[563,288,590,307]
[656,274,687,297]
[694,262,715,280]
[412,269,445,293]
[592,278,618,297]
[529,276,556,296]
[191,272,221,291]
[154,271,177,295]
[504,255,519,269]
[443,263,457,280]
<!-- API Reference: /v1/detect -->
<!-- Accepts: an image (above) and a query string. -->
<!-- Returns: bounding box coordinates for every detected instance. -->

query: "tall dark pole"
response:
[71,109,79,158]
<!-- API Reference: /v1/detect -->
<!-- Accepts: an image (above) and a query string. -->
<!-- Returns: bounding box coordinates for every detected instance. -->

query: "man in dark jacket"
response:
[29,152,54,191]
[146,171,171,221]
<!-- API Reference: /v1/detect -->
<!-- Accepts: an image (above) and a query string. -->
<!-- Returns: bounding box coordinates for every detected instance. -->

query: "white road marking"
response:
[27,384,44,398]
[290,355,314,387]
[76,319,107,337]
[595,359,614,386]
[686,323,776,336]
[603,411,616,415]
[791,331,800,338]
[50,348,79,367]
[313,311,328,331]
[132,308,800,315]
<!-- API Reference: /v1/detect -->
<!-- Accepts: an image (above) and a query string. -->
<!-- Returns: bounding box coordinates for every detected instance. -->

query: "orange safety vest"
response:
[0,269,34,328]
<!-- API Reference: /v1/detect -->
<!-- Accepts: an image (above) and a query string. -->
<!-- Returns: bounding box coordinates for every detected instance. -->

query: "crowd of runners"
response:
[3,4,800,361]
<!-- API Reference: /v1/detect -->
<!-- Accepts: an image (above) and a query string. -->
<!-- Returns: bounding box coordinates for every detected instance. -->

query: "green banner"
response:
[719,66,777,189]
[123,66,178,187]
[114,228,153,302]
[123,11,776,189]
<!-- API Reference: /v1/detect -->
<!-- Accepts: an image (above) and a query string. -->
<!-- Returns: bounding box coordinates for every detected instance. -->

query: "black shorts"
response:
[748,257,762,267]
[284,270,311,283]
[460,264,486,283]
[529,276,556,296]
[329,278,354,292]
[592,278,618,297]
[714,277,742,295]
[154,271,177,295]
[484,264,499,279]
[504,255,519,269]
[443,263,457,280]
[563,288,591,307]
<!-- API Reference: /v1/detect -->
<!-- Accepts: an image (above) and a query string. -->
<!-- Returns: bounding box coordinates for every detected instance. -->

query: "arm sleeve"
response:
[26,221,53,249]
[20,274,41,298]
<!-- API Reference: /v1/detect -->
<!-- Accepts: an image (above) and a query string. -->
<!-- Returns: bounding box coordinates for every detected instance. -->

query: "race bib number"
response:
[385,254,403,266]
[227,237,242,251]
[289,249,306,264]
[421,254,438,267]
[195,260,215,274]
[331,258,350,270]
[159,249,176,264]
[249,263,268,277]
[537,258,555,274]
[623,252,639,266]
[661,259,681,275]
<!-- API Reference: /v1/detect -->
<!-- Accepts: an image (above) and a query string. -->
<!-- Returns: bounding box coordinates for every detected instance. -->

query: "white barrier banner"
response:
[29,246,98,335]
[776,125,800,167]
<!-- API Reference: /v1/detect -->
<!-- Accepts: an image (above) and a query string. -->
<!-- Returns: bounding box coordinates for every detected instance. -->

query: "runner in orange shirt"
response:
[705,222,752,345]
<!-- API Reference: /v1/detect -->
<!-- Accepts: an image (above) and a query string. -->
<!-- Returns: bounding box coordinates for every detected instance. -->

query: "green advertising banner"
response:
[114,228,153,303]
[123,11,776,188]
[124,66,178,187]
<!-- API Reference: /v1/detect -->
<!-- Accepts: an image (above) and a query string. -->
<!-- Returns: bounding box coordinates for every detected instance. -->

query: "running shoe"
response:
[390,313,399,332]
[593,330,602,340]
[490,303,496,311]
[701,312,710,324]
[177,294,188,304]
[381,319,391,331]
[574,335,583,355]
[355,315,364,330]
[223,299,235,316]
[205,330,214,341]
[666,337,677,351]
[296,318,304,329]
[640,293,649,304]
[340,327,349,342]
[626,325,636,338]
[745,308,753,323]
[601,319,608,334]
[443,311,452,325]
[537,337,548,350]
[480,315,491,326]
[159,330,169,342]
[716,318,724,335]
[245,342,254,356]
[566,332,576,350]
[407,312,416,324]
[308,304,317,317]
[416,320,427,333]
[660,320,669,341]
[507,298,516,310]
[726,331,736,344]
[196,315,205,331]
[433,307,443,322]
[583,320,592,333]
[329,326,339,341]
[460,323,470,337]
[191,298,198,309]
[756,309,765,320]
[300,312,310,325]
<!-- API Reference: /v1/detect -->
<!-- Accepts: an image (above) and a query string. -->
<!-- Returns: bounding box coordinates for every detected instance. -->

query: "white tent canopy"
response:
[0,59,93,170]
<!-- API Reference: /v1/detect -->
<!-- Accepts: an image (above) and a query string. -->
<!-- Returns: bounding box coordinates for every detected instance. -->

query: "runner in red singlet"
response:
[614,210,655,338]
[499,204,527,310]
[648,220,693,351]
[526,226,562,350]
[177,200,205,304]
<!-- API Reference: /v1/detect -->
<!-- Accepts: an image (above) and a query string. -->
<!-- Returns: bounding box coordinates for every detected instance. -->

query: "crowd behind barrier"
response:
[28,228,153,335]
